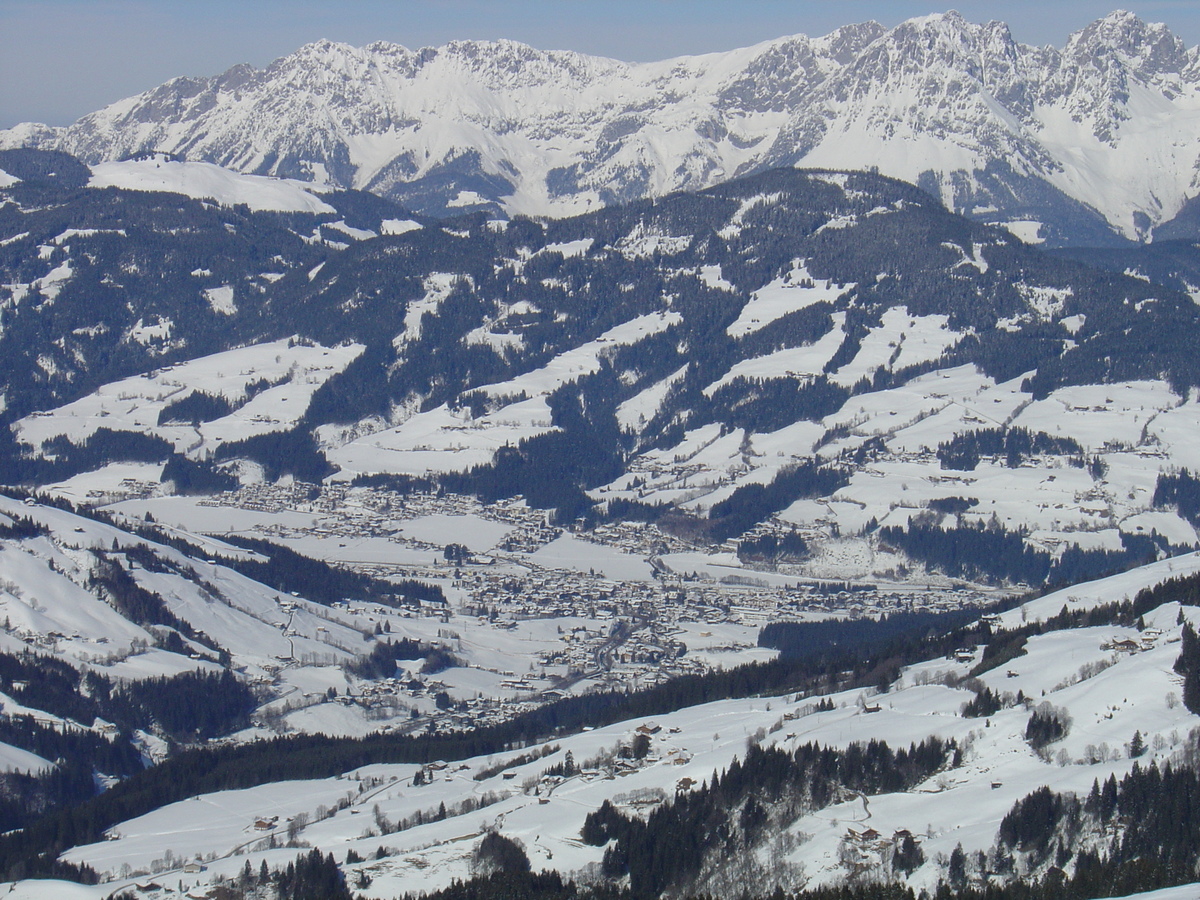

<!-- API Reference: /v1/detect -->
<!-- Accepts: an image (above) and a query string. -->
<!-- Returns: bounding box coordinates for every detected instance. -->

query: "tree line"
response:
[582,737,954,898]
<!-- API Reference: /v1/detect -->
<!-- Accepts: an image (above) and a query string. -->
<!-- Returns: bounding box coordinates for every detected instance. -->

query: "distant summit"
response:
[4,11,1200,245]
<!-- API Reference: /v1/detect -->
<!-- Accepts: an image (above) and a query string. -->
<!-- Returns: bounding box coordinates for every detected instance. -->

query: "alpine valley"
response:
[3,9,1200,900]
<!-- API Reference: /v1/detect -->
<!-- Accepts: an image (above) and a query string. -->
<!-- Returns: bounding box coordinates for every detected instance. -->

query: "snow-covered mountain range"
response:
[5,11,1200,244]
[9,12,1200,896]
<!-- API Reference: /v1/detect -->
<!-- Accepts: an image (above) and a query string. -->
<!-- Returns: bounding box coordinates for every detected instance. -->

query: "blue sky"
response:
[4,1,1200,128]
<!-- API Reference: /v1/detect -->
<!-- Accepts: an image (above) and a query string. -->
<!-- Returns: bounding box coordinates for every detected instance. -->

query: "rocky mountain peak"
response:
[1066,9,1189,75]
[812,20,888,65]
[4,10,1200,243]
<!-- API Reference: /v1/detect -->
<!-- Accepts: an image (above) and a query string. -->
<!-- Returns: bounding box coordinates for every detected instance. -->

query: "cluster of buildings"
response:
[178,481,993,734]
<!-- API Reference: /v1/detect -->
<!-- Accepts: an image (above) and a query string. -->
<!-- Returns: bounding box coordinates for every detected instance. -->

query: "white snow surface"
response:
[829,307,961,388]
[88,158,336,213]
[380,218,422,235]
[203,284,236,315]
[3,482,1200,897]
[727,261,849,338]
[0,495,370,685]
[609,359,1200,564]
[14,338,364,460]
[705,312,847,395]
[477,311,682,399]
[617,364,688,432]
[333,312,680,478]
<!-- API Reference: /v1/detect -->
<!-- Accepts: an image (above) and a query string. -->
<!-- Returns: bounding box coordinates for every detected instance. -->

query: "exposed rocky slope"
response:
[6,12,1200,244]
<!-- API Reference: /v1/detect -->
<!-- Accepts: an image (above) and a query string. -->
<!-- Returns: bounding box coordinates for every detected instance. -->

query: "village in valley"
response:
[82,480,995,741]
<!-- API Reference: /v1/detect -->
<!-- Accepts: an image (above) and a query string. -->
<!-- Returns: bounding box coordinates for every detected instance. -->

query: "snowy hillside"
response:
[3,552,1199,900]
[13,338,363,462]
[88,155,337,214]
[7,160,1200,586]
[10,12,1200,899]
[7,12,1200,243]
[0,494,372,681]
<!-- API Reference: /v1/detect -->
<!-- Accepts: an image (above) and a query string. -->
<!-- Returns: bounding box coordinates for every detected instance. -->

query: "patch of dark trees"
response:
[107,670,255,742]
[184,848,352,900]
[0,716,143,833]
[928,497,979,516]
[440,379,627,523]
[879,522,1166,587]
[1154,469,1200,528]
[759,610,977,664]
[219,534,443,608]
[346,638,462,679]
[581,738,953,899]
[472,831,532,877]
[937,427,1083,471]
[709,463,851,543]
[0,148,91,187]
[995,760,1200,899]
[3,428,173,485]
[160,453,239,494]
[701,376,850,434]
[156,381,283,429]
[0,511,44,540]
[398,870,621,900]
[0,651,255,836]
[1024,706,1070,750]
[156,390,233,425]
[0,650,254,751]
[961,686,1003,718]
[1173,622,1200,714]
[737,530,808,564]
[214,427,334,484]
[276,848,352,900]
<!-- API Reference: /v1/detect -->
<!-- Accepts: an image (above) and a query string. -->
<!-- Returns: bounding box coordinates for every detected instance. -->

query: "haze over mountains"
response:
[6,10,1200,245]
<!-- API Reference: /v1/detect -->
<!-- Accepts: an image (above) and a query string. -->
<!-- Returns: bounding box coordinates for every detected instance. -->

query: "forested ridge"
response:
[7,154,1200,545]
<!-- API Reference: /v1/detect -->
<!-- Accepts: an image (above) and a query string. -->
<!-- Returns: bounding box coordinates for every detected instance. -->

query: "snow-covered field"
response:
[15,551,1197,900]
[88,157,336,214]
[15,339,364,460]
[726,262,850,339]
[19,314,1200,597]
[328,312,681,479]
